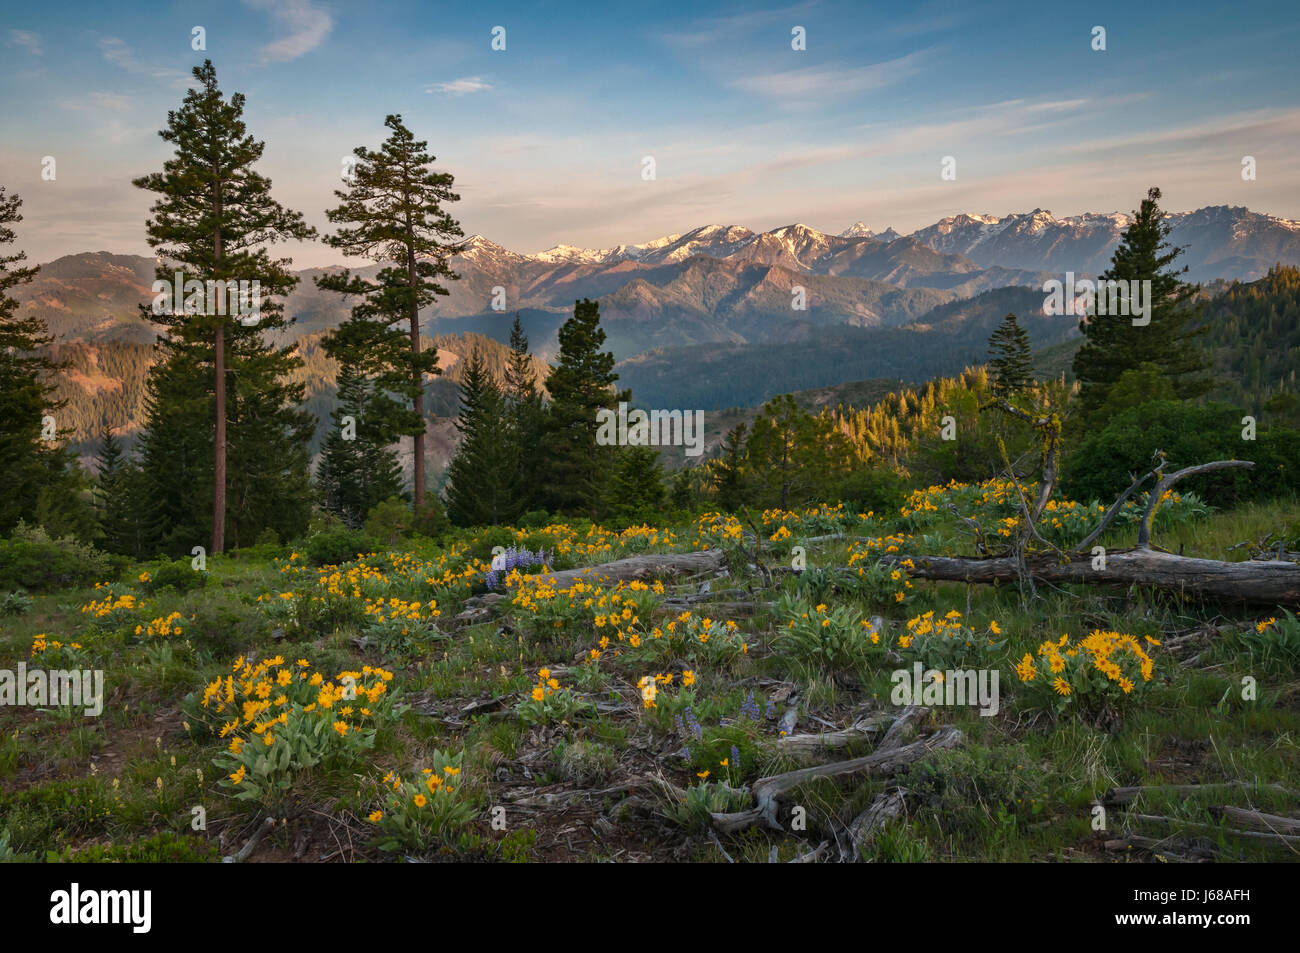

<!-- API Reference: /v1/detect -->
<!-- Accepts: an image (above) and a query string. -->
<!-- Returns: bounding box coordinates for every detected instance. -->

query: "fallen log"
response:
[1214,806,1300,836]
[890,548,1300,606]
[1128,812,1300,849]
[516,550,727,590]
[1100,781,1295,806]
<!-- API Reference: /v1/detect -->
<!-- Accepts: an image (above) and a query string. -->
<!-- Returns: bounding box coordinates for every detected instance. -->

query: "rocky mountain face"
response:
[906,206,1300,282]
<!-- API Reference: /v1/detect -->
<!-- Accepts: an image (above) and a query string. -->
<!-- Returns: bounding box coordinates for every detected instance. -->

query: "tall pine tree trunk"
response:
[407,243,424,509]
[213,320,226,553]
[212,203,226,554]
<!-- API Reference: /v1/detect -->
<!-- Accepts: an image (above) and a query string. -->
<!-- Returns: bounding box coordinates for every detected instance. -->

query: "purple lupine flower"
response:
[683,707,703,739]
[730,745,740,771]
[484,546,550,589]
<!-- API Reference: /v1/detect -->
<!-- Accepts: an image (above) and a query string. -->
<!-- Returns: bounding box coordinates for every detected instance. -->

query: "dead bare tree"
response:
[871,394,1300,603]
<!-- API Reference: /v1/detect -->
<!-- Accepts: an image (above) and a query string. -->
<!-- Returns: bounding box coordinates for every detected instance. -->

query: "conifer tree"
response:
[713,423,749,511]
[746,395,853,509]
[988,312,1034,400]
[605,446,666,525]
[317,367,405,528]
[0,187,81,535]
[503,315,544,515]
[538,299,622,516]
[317,114,464,512]
[133,60,315,553]
[444,348,513,526]
[1072,187,1210,425]
[94,430,141,556]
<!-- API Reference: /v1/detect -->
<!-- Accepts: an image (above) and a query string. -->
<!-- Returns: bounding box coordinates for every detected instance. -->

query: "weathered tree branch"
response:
[710,709,962,833]
[1136,460,1255,548]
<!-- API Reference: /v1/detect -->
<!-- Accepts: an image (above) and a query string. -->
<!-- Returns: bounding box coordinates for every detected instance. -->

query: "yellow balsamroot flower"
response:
[413,794,427,808]
[368,810,383,823]
[333,721,348,736]
[230,765,246,784]
[1052,677,1071,696]
[682,670,695,687]
[1015,654,1037,682]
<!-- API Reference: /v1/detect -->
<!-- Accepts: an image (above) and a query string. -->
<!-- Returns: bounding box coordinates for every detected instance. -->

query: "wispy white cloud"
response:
[657,3,819,50]
[98,37,190,87]
[243,0,333,64]
[8,29,42,56]
[58,91,132,113]
[731,50,927,100]
[427,77,494,95]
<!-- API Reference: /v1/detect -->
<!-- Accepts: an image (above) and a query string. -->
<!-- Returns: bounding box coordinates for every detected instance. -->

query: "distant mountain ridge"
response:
[17,205,1300,464]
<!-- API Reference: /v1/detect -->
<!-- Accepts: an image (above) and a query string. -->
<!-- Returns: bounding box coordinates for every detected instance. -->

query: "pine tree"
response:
[317,367,405,528]
[746,395,853,509]
[1072,187,1210,425]
[94,431,142,556]
[444,348,513,526]
[503,315,544,515]
[538,299,622,516]
[605,446,666,525]
[317,114,464,512]
[0,187,81,535]
[133,60,315,553]
[988,312,1034,400]
[713,423,749,511]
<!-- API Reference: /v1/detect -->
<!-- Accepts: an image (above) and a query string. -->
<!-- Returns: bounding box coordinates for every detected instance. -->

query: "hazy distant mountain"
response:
[19,204,1300,461]
[617,285,1064,412]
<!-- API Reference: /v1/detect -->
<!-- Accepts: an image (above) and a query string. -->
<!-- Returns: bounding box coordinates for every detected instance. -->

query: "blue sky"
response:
[2,0,1298,266]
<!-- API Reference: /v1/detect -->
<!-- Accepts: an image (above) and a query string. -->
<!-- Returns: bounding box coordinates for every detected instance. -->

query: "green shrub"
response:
[825,466,909,515]
[142,557,208,594]
[365,496,414,547]
[0,589,34,616]
[1062,400,1300,506]
[518,509,550,529]
[0,523,114,591]
[303,526,373,566]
